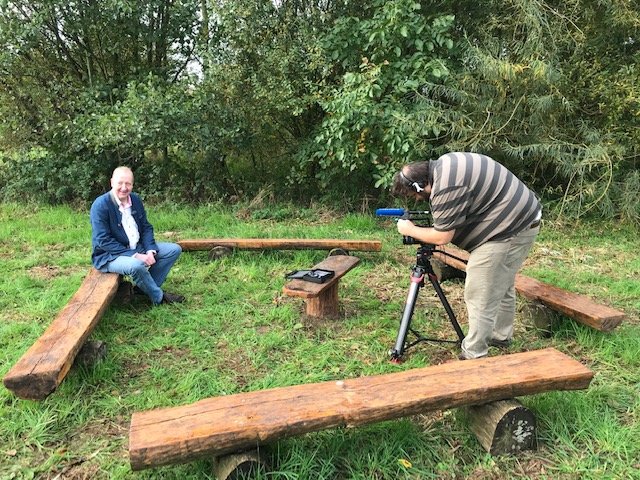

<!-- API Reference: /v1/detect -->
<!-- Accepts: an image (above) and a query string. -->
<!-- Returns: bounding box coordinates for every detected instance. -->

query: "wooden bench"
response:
[3,269,120,400]
[178,238,382,253]
[282,254,360,318]
[431,246,625,332]
[129,347,593,471]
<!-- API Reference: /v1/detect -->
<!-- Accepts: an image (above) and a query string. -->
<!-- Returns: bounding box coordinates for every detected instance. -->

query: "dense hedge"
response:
[0,1,638,222]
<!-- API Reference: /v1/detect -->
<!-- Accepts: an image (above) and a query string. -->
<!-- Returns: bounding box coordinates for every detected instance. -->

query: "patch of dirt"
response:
[512,452,556,478]
[216,344,261,390]
[120,345,198,380]
[44,461,101,480]
[28,264,63,280]
[121,358,151,380]
[80,416,129,439]
[149,345,192,359]
[37,417,128,480]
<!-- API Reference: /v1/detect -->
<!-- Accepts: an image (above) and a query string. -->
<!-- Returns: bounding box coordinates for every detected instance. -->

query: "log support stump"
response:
[468,399,537,455]
[523,300,555,338]
[429,258,466,282]
[306,282,340,318]
[209,246,234,261]
[212,450,266,480]
[114,281,133,304]
[74,340,107,368]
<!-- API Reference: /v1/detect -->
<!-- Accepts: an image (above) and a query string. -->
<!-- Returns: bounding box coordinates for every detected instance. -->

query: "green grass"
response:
[0,203,638,479]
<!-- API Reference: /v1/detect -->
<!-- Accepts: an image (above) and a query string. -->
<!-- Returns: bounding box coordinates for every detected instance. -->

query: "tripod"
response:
[390,240,466,363]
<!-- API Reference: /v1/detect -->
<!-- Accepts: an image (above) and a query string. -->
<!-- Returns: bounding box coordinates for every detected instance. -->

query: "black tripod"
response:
[390,240,466,363]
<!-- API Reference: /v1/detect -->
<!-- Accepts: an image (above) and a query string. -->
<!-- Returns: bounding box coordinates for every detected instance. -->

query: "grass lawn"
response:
[0,202,638,479]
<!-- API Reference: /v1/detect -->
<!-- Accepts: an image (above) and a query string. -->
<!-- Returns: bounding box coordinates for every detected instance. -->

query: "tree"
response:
[0,0,206,201]
[292,0,459,194]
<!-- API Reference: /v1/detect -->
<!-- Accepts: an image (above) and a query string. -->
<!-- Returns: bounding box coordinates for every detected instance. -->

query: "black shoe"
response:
[161,292,185,304]
[488,338,512,348]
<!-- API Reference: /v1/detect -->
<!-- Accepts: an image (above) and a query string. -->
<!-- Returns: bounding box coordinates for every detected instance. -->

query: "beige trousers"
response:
[460,225,540,359]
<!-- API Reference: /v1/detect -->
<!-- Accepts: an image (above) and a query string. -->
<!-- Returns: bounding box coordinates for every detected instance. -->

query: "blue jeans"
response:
[100,242,182,304]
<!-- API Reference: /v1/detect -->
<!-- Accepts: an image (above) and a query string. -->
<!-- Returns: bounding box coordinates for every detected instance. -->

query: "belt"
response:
[530,219,541,229]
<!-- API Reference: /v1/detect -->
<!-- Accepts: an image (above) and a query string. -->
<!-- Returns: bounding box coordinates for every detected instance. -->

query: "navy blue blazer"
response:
[90,191,159,269]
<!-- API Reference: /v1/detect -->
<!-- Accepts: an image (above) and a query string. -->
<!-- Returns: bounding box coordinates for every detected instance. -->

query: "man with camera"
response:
[391,152,541,360]
[90,166,184,305]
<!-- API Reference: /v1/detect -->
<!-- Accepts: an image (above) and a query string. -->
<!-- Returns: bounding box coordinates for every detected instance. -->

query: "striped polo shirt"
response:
[429,152,541,251]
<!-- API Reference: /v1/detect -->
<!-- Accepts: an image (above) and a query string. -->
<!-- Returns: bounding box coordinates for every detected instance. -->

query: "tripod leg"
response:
[427,272,465,342]
[390,268,424,362]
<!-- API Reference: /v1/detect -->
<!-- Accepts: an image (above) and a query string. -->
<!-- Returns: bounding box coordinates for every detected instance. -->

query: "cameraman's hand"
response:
[397,220,456,246]
[397,219,415,236]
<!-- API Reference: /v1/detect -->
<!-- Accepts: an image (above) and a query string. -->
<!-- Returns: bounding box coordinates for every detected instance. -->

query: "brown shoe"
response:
[161,292,185,304]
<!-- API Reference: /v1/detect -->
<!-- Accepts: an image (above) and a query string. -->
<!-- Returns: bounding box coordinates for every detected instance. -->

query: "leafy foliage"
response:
[0,0,638,222]
[294,0,459,190]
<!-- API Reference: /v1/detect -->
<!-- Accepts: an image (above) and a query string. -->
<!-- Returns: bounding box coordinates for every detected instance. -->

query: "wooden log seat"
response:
[282,254,360,318]
[431,246,625,332]
[178,238,382,253]
[128,347,593,471]
[3,269,120,400]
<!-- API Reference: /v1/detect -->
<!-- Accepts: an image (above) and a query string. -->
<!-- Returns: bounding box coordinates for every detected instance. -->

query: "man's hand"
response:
[134,252,156,266]
[396,219,415,236]
[397,219,455,246]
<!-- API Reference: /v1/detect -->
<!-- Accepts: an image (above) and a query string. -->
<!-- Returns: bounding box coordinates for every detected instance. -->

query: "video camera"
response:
[375,208,432,245]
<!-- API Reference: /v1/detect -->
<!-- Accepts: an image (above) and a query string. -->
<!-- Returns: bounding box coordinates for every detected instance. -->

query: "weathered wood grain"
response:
[431,246,624,331]
[3,269,119,400]
[178,238,382,252]
[129,347,593,470]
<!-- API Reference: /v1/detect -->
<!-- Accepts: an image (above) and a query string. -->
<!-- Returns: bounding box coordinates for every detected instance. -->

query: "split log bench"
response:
[282,254,360,318]
[3,269,120,400]
[178,238,382,255]
[128,347,594,472]
[431,246,625,332]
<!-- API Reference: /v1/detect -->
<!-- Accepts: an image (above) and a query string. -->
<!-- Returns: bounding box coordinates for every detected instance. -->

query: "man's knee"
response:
[160,242,182,258]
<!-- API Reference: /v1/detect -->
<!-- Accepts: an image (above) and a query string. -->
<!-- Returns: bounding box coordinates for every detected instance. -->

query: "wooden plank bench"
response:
[282,254,360,318]
[431,246,625,332]
[129,347,593,471]
[178,238,381,253]
[3,268,120,400]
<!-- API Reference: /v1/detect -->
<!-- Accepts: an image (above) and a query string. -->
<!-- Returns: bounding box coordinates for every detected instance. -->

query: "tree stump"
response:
[429,258,466,282]
[467,399,537,455]
[306,283,340,318]
[212,450,266,480]
[523,300,555,338]
[74,340,107,367]
[115,282,134,304]
[209,246,234,260]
